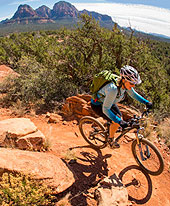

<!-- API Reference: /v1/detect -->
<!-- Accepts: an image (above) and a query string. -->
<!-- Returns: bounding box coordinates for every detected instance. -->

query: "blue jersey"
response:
[91,82,149,124]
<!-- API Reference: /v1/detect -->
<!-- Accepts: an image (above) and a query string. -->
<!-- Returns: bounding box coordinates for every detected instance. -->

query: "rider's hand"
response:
[146,102,153,109]
[119,120,128,129]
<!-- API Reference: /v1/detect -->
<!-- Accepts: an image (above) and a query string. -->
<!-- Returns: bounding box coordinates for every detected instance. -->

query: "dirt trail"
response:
[0,108,170,206]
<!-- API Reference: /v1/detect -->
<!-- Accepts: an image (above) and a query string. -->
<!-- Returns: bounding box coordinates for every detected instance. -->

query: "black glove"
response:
[119,120,128,129]
[146,102,153,109]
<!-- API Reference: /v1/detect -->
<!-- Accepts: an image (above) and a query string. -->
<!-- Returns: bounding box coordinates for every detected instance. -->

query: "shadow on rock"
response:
[65,148,111,206]
[118,165,152,204]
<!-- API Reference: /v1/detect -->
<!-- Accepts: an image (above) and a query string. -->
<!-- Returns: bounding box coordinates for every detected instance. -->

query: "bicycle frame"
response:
[79,114,164,175]
[114,124,140,143]
[114,125,150,162]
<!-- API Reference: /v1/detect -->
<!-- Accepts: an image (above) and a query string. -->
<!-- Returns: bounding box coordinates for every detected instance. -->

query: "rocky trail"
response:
[0,107,170,206]
[0,65,170,206]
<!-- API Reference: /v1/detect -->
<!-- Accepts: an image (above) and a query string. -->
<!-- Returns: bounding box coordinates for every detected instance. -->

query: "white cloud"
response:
[74,3,170,37]
[9,0,40,6]
[0,15,12,21]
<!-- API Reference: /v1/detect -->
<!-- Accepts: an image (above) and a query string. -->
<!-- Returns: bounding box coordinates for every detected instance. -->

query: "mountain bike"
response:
[79,109,164,176]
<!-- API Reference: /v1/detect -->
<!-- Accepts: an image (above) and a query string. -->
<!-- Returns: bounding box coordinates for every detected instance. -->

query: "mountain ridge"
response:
[1,1,114,26]
[0,1,169,42]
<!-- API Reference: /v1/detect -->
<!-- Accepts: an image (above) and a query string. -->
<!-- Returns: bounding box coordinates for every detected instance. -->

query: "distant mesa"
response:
[36,5,52,18]
[1,1,115,26]
[12,4,37,19]
[80,9,112,22]
[52,1,78,19]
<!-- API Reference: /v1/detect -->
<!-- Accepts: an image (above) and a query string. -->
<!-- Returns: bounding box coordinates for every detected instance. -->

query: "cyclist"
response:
[91,65,152,148]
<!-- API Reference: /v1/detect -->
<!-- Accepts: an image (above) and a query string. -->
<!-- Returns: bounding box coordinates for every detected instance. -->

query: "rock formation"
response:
[1,1,115,27]
[61,94,139,121]
[0,118,45,151]
[0,148,75,193]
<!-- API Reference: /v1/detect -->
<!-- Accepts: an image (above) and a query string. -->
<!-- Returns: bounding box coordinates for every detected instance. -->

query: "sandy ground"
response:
[0,107,170,206]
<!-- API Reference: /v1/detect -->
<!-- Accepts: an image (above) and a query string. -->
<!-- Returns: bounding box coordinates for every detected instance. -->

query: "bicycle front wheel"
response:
[132,138,164,176]
[79,116,108,149]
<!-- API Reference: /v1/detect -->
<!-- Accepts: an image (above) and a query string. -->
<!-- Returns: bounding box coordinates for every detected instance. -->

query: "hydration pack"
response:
[90,70,120,102]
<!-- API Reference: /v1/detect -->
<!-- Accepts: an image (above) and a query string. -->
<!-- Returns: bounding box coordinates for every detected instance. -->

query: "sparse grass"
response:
[168,162,170,173]
[42,137,52,151]
[62,149,77,161]
[57,193,71,206]
[157,118,170,148]
[9,99,27,117]
[140,115,156,141]
[0,172,55,205]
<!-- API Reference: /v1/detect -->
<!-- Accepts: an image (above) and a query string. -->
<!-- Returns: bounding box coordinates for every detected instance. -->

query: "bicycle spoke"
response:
[132,139,164,175]
[79,116,107,149]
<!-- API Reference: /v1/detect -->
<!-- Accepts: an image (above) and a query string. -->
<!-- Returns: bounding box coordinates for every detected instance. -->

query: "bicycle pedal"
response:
[108,139,120,149]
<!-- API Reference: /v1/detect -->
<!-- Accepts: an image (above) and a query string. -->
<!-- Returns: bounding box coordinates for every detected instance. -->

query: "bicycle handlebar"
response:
[126,108,151,129]
[141,108,151,118]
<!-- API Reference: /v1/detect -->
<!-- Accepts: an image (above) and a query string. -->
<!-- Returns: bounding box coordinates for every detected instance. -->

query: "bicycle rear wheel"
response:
[132,138,164,176]
[79,116,108,149]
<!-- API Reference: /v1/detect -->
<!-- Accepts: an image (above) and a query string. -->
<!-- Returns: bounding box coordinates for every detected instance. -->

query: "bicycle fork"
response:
[138,144,150,161]
[136,129,150,161]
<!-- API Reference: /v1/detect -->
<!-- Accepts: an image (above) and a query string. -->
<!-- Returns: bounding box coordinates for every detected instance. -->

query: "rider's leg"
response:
[109,104,122,138]
[109,122,120,148]
[109,121,120,138]
[109,103,122,148]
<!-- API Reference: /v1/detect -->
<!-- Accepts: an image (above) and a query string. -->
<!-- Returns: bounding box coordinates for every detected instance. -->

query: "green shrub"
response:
[157,118,170,147]
[0,65,77,111]
[0,14,169,116]
[0,172,55,206]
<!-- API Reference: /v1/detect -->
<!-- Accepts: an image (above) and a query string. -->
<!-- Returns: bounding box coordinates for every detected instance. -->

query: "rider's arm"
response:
[102,83,122,124]
[127,87,149,104]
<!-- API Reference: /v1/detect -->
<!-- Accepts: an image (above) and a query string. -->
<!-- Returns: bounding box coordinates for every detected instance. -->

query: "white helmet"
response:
[120,65,141,85]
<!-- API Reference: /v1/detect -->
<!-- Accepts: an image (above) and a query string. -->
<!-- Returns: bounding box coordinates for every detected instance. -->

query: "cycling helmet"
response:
[120,65,141,85]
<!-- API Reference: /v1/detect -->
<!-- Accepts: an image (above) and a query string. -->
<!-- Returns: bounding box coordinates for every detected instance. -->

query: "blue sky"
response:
[1,0,170,37]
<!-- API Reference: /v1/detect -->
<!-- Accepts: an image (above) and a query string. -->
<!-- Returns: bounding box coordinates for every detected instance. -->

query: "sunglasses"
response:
[129,82,135,86]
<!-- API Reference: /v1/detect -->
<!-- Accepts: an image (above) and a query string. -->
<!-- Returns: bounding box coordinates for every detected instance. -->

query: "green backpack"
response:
[90,70,120,102]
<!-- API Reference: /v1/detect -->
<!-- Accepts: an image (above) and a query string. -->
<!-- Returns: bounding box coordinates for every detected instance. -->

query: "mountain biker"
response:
[90,65,152,148]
